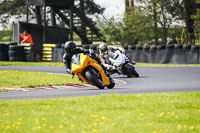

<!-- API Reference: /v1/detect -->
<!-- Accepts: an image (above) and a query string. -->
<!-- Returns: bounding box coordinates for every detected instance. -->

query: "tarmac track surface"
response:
[0,66,200,99]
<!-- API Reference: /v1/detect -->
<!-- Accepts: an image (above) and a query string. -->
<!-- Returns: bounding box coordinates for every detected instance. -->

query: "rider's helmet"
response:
[64,41,76,53]
[99,43,108,53]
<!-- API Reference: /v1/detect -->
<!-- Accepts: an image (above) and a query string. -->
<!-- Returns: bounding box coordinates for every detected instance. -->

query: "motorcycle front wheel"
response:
[124,63,139,78]
[85,69,105,89]
[107,77,115,89]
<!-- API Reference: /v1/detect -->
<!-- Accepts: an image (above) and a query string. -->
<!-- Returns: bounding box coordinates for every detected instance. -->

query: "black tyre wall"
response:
[8,45,26,61]
[0,44,9,61]
[52,48,64,62]
[82,44,90,49]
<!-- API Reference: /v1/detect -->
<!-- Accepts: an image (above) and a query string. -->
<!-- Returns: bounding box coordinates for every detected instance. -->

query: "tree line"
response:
[99,0,200,46]
[0,0,200,46]
[0,0,105,42]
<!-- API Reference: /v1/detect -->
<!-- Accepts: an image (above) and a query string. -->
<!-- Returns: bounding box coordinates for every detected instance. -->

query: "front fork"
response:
[127,56,136,65]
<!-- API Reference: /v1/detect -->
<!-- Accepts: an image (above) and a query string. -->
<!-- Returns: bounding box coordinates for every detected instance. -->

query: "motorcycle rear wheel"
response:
[85,69,105,89]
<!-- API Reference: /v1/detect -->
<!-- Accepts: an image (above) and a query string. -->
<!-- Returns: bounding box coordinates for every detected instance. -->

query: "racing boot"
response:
[101,65,111,77]
[78,77,84,82]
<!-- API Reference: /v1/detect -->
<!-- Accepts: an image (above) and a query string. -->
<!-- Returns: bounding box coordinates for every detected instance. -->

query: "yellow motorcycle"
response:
[71,53,115,89]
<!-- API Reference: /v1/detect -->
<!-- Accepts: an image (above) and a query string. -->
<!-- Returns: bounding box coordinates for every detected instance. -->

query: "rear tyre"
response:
[85,69,105,89]
[107,77,115,89]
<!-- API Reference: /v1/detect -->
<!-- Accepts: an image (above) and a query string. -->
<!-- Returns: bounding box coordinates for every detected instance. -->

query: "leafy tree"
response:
[123,6,153,45]
[0,0,25,24]
[84,0,105,15]
[0,0,104,26]
[193,0,200,45]
[183,0,196,44]
[122,0,185,45]
[0,26,13,42]
[98,17,123,45]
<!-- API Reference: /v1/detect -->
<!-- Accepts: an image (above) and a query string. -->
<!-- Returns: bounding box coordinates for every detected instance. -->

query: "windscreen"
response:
[72,54,80,65]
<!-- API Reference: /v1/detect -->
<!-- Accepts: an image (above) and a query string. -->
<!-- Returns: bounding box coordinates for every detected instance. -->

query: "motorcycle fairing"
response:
[71,53,110,86]
[109,50,126,66]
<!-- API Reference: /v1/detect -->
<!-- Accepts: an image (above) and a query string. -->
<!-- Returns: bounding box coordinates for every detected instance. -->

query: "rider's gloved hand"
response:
[91,53,96,57]
[89,50,96,58]
[66,69,72,74]
[89,49,94,53]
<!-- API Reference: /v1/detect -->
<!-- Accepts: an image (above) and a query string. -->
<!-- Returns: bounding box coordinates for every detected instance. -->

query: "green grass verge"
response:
[0,92,200,133]
[0,61,64,66]
[0,70,81,88]
[0,89,22,92]
[0,61,200,67]
[137,63,200,67]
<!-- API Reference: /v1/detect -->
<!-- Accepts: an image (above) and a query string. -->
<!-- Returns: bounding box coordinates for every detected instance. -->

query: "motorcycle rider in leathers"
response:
[98,43,125,74]
[63,41,107,75]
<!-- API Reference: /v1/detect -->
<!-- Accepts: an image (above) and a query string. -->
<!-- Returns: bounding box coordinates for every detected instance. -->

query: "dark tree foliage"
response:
[0,0,104,25]
[163,0,197,44]
[184,0,196,41]
[84,0,105,15]
[0,0,25,23]
[165,0,184,20]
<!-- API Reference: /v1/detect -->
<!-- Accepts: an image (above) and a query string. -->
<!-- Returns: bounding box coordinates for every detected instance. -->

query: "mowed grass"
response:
[137,63,200,67]
[0,93,200,133]
[0,70,81,88]
[0,61,64,66]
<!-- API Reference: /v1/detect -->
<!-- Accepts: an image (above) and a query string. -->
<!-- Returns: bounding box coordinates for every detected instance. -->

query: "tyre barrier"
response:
[24,45,32,61]
[82,44,90,49]
[81,44,99,54]
[8,45,26,61]
[55,43,63,48]
[141,45,150,63]
[123,45,129,50]
[89,44,98,50]
[0,44,9,61]
[126,44,200,64]
[51,44,200,64]
[42,44,56,62]
[52,48,64,62]
[89,44,99,54]
[8,42,18,46]
[129,45,136,50]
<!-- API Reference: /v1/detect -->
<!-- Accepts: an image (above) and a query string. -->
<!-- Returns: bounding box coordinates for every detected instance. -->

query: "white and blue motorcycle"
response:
[102,50,139,78]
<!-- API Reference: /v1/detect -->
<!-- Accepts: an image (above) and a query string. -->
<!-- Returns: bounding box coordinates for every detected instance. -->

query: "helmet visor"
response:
[69,48,76,52]
[100,47,107,53]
